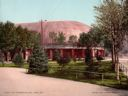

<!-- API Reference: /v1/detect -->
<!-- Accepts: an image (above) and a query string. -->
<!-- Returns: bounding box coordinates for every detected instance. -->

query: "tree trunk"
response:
[112,44,115,69]
[85,47,93,65]
[115,51,120,81]
[115,53,117,72]
[112,43,120,80]
[117,53,120,80]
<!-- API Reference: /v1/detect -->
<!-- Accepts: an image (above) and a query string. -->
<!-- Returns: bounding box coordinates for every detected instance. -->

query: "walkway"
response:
[0,68,128,96]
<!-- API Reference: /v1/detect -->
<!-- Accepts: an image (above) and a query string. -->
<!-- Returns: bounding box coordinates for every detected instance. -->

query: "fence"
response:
[48,66,110,82]
[119,63,128,78]
[27,65,128,82]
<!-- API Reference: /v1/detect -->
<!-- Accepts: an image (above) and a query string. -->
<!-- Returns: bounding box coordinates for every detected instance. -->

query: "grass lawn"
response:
[0,62,29,69]
[46,60,128,90]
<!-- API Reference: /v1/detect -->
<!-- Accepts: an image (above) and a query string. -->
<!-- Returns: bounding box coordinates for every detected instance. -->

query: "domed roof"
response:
[17,21,91,44]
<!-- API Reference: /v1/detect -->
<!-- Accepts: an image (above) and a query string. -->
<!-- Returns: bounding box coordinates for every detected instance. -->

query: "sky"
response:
[0,0,101,26]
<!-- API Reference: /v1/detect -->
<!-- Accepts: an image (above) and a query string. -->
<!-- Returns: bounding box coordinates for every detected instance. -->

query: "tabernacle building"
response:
[16,20,104,60]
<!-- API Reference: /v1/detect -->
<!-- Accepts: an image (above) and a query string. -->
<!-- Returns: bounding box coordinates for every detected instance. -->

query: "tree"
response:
[49,32,66,45]
[49,32,57,44]
[89,25,105,47]
[79,32,93,64]
[0,21,16,52]
[53,49,60,61]
[95,0,127,80]
[12,52,24,67]
[28,42,48,74]
[56,32,66,44]
[122,0,128,46]
[0,21,17,61]
[0,21,38,62]
[15,26,25,50]
[15,26,38,50]
[52,49,70,69]
[68,35,77,46]
[79,26,104,64]
[122,0,128,33]
[0,50,4,66]
[57,56,71,70]
[26,30,39,49]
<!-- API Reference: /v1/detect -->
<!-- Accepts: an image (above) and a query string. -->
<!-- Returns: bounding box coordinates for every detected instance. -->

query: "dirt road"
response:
[0,68,128,96]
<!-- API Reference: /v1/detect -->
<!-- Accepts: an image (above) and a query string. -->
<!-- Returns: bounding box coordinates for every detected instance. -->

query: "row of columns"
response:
[48,48,105,60]
[2,49,105,61]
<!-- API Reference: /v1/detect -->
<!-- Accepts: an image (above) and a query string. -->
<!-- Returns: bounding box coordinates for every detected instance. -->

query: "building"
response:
[16,20,105,61]
[46,46,104,60]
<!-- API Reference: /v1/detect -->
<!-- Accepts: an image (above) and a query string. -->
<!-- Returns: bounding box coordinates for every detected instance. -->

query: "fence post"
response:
[123,65,125,72]
[75,72,78,79]
[126,68,128,79]
[26,68,28,73]
[101,73,104,83]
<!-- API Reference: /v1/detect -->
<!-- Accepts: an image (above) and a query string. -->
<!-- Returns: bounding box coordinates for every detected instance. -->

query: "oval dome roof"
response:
[17,21,91,44]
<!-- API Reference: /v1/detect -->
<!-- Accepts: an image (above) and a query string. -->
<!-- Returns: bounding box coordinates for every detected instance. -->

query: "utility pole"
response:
[40,20,44,48]
[40,20,43,47]
[40,20,47,48]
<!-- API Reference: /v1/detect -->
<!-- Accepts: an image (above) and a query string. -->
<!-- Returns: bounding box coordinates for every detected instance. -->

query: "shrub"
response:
[12,52,24,67]
[85,48,92,64]
[0,50,4,66]
[28,43,48,74]
[57,56,71,68]
[53,49,60,61]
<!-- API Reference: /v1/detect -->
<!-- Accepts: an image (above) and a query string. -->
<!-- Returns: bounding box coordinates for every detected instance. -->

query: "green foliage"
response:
[0,63,29,68]
[0,21,38,53]
[53,49,60,60]
[52,49,71,68]
[78,32,93,64]
[15,26,39,49]
[95,0,127,52]
[56,32,66,44]
[12,52,24,67]
[94,0,127,80]
[57,56,71,67]
[0,50,4,66]
[0,21,16,52]
[49,32,57,43]
[103,36,112,52]
[97,61,113,73]
[78,32,92,47]
[28,43,48,74]
[68,35,77,45]
[122,0,128,33]
[47,61,128,90]
[78,27,105,64]
[49,31,66,44]
[53,49,71,68]
[89,26,105,47]
[79,27,104,47]
[86,64,98,72]
[85,48,92,64]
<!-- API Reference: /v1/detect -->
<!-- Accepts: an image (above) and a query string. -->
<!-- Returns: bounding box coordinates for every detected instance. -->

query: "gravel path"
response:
[0,68,128,96]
